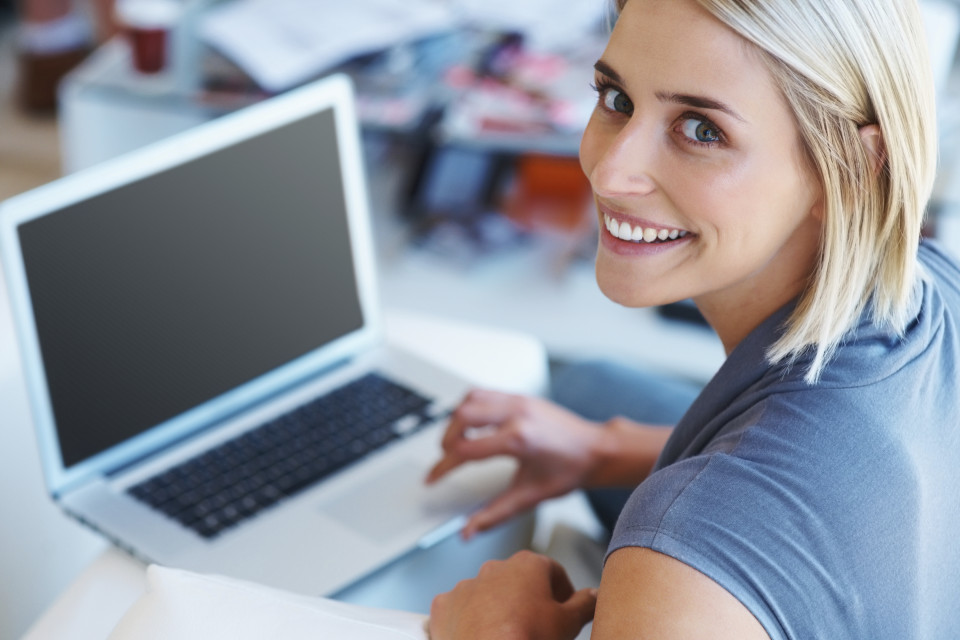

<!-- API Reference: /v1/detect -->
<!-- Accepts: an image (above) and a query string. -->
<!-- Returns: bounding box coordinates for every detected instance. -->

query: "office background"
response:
[1,1,959,637]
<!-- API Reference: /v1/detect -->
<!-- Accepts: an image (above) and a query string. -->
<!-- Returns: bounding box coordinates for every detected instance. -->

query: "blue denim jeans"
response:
[549,360,702,536]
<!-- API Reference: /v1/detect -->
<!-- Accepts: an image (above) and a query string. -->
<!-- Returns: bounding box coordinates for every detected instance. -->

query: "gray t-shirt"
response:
[608,241,960,639]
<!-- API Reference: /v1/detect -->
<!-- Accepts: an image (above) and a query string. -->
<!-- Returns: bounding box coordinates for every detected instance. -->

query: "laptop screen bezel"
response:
[0,74,383,497]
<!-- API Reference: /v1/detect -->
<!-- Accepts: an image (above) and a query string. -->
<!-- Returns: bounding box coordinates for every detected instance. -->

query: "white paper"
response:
[198,0,457,92]
[108,565,429,640]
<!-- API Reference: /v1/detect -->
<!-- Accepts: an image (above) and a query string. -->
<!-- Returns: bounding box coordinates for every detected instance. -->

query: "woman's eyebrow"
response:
[656,91,747,123]
[593,59,624,84]
[594,58,747,123]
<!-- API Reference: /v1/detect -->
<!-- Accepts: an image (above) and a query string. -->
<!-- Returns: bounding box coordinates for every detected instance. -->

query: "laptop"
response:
[0,74,513,597]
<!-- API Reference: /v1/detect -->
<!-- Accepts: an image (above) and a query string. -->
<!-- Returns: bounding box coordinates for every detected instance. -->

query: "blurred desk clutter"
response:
[61,0,608,242]
[63,0,605,146]
[92,0,608,130]
[58,0,960,384]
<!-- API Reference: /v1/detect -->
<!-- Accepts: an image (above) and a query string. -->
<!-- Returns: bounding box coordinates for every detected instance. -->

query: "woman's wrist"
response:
[583,417,672,488]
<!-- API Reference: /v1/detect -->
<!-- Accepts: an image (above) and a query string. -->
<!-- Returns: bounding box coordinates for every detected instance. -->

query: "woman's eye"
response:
[680,117,721,144]
[600,87,633,115]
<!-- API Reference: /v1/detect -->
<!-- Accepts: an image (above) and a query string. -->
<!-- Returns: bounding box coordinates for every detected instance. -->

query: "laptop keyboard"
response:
[127,373,436,539]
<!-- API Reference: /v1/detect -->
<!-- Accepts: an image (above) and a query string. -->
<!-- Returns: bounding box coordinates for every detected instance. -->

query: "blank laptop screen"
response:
[17,107,365,469]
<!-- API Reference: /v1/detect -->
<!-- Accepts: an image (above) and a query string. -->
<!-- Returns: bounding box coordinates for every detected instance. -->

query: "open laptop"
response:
[0,74,512,597]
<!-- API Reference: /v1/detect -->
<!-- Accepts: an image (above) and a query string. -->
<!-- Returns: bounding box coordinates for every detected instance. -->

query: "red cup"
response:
[129,26,167,73]
[116,0,180,74]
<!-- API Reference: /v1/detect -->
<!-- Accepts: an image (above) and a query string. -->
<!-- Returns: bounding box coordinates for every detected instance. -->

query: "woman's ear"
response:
[859,124,886,175]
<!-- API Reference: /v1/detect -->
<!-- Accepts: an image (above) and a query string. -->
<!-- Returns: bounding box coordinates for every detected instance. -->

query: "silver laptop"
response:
[0,74,511,597]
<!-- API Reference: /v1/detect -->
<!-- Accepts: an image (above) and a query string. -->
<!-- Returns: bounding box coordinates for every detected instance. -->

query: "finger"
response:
[451,425,524,459]
[441,390,524,452]
[561,587,598,630]
[427,592,448,639]
[462,482,542,539]
[548,558,576,602]
[425,453,464,484]
[428,421,525,484]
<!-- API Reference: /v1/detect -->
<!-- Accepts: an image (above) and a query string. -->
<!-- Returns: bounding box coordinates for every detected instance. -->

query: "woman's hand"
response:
[428,550,597,640]
[426,389,605,539]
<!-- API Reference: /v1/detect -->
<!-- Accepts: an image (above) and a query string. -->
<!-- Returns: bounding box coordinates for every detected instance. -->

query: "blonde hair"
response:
[617,0,938,382]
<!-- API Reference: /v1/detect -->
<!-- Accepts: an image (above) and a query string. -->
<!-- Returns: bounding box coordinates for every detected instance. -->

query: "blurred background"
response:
[1,0,959,637]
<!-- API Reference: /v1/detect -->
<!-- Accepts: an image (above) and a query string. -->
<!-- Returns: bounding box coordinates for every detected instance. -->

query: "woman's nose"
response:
[584,120,657,199]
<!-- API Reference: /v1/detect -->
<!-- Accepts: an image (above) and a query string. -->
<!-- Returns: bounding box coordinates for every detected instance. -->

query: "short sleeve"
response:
[606,405,919,640]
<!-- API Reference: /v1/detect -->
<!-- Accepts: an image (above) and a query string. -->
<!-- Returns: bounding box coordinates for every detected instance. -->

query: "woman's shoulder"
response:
[770,240,960,392]
[806,240,960,393]
[609,385,928,639]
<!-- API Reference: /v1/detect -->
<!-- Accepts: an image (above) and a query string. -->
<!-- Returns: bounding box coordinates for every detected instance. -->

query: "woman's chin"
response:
[594,267,679,309]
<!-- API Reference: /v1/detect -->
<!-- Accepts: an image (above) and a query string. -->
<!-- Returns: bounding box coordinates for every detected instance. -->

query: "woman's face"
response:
[580,0,822,345]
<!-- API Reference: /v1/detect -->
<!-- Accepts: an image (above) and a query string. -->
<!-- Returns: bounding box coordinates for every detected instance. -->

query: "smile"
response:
[602,214,689,244]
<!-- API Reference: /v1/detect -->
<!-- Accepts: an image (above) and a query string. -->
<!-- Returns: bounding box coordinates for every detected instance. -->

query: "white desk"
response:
[1,286,551,638]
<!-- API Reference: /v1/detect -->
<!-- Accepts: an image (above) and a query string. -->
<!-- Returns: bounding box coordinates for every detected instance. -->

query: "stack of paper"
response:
[198,0,457,92]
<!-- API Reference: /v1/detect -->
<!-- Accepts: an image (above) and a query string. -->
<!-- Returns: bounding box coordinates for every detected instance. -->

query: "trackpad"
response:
[321,457,513,543]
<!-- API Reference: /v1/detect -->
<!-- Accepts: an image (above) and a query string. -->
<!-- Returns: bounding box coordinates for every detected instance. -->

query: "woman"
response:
[426,0,960,637]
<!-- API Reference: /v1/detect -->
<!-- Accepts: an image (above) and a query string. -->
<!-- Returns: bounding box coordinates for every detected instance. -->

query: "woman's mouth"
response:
[602,213,690,244]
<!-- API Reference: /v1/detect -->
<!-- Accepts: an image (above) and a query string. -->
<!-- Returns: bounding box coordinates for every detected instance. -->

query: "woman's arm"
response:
[426,390,673,537]
[583,416,672,487]
[593,547,770,639]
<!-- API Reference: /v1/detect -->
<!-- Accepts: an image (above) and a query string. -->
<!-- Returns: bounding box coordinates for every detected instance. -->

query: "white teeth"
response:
[603,213,688,245]
[614,220,626,238]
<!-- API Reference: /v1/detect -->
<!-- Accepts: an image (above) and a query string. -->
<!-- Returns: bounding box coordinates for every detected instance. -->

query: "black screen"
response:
[18,108,365,468]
